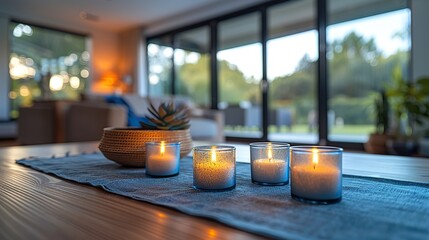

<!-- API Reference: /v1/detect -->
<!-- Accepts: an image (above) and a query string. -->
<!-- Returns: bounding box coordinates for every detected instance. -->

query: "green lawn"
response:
[226,124,374,135]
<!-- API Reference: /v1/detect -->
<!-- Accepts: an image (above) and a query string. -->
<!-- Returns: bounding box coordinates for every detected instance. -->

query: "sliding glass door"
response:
[174,27,211,108]
[145,0,412,148]
[327,0,410,142]
[267,0,318,143]
[217,13,263,138]
[147,36,173,97]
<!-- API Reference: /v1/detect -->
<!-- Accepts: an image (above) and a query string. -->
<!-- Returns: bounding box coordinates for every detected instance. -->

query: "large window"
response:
[147,36,173,97]
[174,27,210,107]
[145,0,412,148]
[327,0,410,142]
[9,22,89,118]
[218,13,262,138]
[267,0,318,143]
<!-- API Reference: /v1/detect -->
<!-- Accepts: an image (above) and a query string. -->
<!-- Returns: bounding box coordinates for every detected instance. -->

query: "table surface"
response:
[1,141,428,240]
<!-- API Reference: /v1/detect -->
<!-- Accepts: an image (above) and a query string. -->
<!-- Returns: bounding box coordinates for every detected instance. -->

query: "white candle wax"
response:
[194,161,235,190]
[146,153,179,176]
[252,159,288,183]
[291,164,341,200]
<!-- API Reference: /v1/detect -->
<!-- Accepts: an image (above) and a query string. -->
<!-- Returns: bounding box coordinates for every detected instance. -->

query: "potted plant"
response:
[386,75,429,155]
[364,90,391,154]
[99,100,193,167]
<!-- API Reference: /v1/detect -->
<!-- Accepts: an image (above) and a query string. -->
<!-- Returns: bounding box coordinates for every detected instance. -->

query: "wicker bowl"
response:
[98,127,192,167]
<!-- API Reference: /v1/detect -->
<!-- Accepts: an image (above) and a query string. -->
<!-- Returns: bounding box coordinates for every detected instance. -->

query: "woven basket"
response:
[99,127,192,167]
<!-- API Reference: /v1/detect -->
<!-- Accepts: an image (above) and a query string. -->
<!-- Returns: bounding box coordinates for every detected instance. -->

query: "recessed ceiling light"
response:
[80,11,99,22]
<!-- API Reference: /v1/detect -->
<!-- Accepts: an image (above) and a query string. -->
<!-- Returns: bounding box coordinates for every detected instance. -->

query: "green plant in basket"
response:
[139,100,190,130]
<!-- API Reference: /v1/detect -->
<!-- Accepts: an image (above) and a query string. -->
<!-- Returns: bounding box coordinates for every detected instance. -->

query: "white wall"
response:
[0,16,9,121]
[411,0,429,80]
[117,28,144,95]
[90,29,119,85]
[138,37,147,96]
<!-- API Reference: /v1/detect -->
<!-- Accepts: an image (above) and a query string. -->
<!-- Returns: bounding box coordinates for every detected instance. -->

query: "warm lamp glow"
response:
[92,71,128,94]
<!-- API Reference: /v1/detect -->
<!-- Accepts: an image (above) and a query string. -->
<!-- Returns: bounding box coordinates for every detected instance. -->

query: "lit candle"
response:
[250,142,289,185]
[146,141,180,177]
[290,146,342,204]
[193,146,236,191]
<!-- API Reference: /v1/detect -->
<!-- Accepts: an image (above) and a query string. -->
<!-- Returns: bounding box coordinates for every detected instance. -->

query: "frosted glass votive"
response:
[290,146,343,204]
[250,142,290,186]
[145,141,180,177]
[193,145,236,191]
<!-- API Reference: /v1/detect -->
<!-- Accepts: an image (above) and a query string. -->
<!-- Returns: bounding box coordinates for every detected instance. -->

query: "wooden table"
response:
[1,141,428,240]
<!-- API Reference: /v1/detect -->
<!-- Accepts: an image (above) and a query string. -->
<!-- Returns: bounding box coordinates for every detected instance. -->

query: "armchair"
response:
[18,100,127,145]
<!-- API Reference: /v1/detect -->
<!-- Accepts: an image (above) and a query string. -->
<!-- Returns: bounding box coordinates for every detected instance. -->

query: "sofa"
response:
[103,94,225,142]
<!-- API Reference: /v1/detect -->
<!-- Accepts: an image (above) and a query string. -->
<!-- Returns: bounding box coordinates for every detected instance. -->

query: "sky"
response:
[217,9,410,81]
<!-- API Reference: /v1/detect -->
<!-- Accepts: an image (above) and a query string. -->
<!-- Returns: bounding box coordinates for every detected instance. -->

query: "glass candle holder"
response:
[145,141,180,177]
[290,146,343,204]
[250,142,290,186]
[193,145,236,191]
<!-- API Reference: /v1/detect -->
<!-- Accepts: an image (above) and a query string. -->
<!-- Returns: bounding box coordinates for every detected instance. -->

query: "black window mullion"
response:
[210,21,218,110]
[261,7,268,141]
[317,0,328,145]
[171,35,176,95]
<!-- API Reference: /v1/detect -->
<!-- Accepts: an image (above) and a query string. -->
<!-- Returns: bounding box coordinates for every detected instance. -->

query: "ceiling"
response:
[0,0,264,33]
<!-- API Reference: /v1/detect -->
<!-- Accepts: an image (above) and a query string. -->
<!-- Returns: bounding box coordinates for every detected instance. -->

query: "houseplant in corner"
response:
[364,90,391,154]
[386,75,429,155]
[99,100,193,167]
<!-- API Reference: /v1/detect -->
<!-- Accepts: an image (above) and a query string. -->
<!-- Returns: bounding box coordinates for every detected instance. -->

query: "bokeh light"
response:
[49,74,64,91]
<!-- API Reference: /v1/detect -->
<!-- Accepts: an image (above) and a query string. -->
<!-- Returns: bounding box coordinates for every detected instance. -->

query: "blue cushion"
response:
[105,95,144,127]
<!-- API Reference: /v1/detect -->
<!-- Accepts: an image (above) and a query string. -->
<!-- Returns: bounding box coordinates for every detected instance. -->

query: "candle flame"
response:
[267,143,273,161]
[312,148,318,169]
[211,146,216,162]
[160,141,165,155]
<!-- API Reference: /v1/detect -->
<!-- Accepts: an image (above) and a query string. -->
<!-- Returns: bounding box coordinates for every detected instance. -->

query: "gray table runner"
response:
[16,153,429,240]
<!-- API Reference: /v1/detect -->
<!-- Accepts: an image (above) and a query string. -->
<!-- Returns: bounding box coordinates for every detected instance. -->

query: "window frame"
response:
[145,0,411,150]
